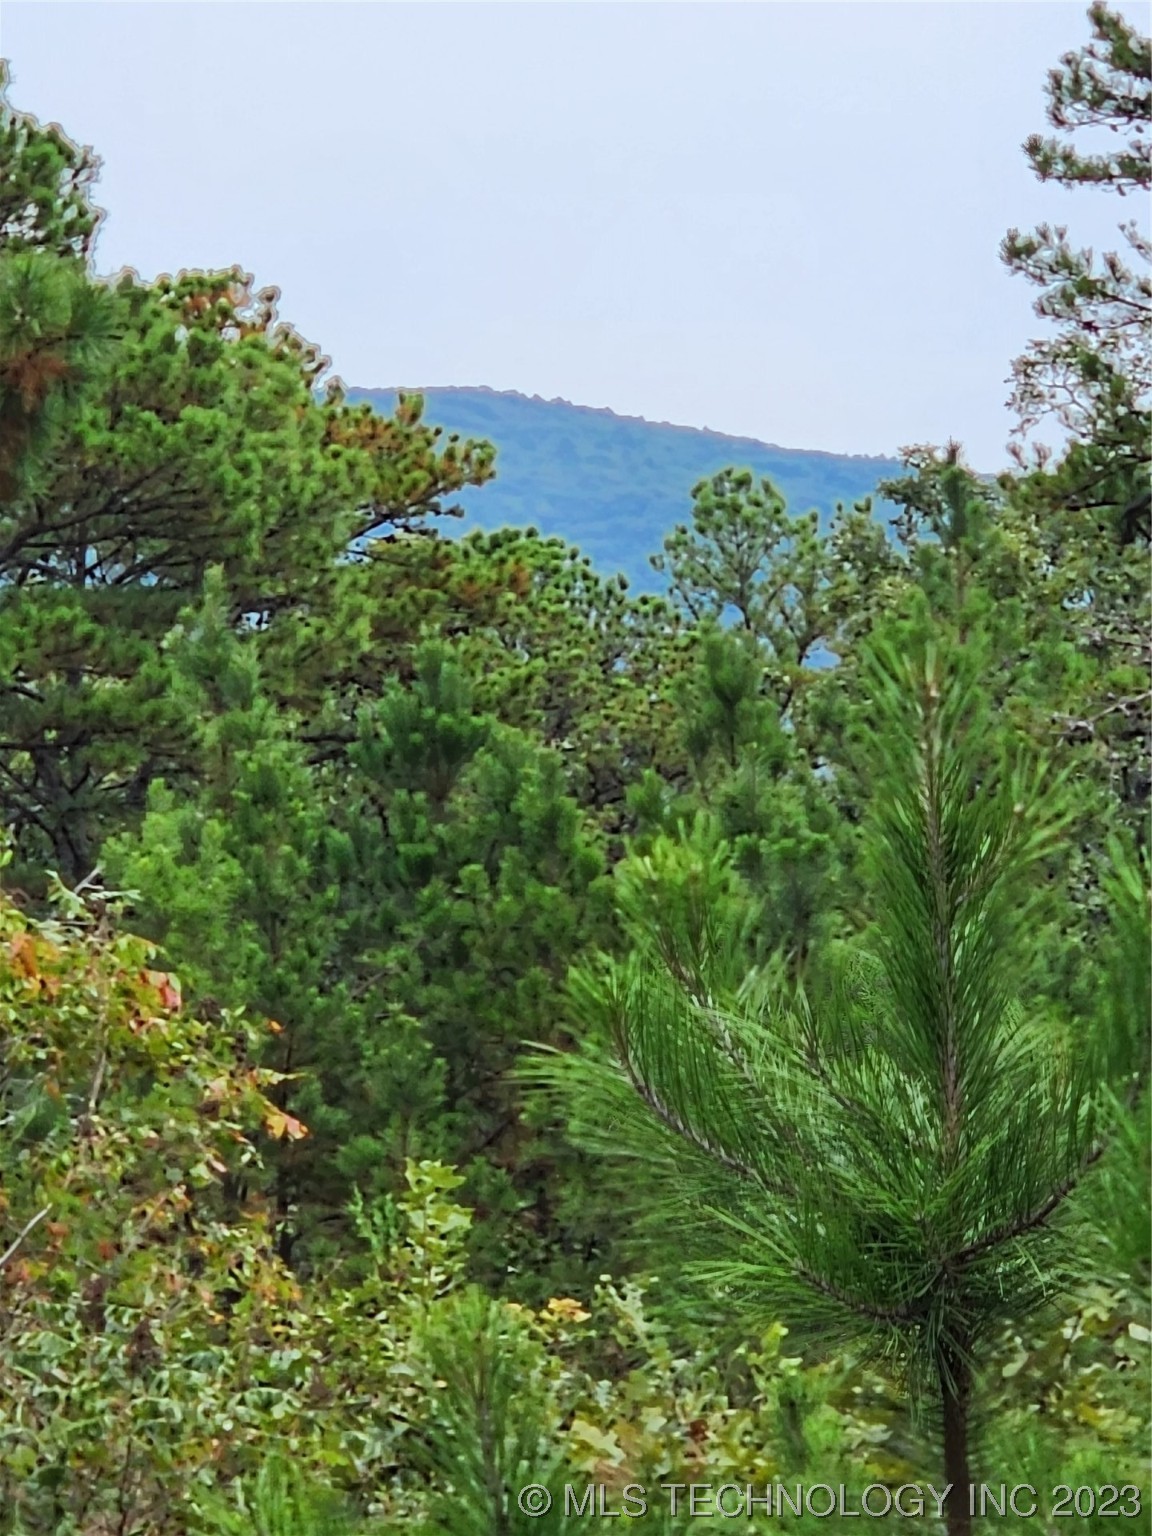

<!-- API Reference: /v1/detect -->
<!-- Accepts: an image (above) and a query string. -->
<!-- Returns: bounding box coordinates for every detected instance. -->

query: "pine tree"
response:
[629,624,846,973]
[0,65,120,494]
[1001,2,1151,544]
[0,269,492,887]
[307,523,689,849]
[530,637,1149,1536]
[0,251,122,500]
[106,630,617,1290]
[0,78,498,889]
[651,469,830,720]
[0,60,103,258]
[403,1286,580,1536]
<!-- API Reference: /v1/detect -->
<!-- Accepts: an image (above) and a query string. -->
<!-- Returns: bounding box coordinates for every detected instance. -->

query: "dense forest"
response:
[0,5,1148,1533]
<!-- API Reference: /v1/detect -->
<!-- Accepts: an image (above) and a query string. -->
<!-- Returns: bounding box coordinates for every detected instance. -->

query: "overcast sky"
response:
[5,1,1143,468]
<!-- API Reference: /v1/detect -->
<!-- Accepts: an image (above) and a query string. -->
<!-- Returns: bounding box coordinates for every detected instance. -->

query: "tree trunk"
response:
[939,1343,972,1536]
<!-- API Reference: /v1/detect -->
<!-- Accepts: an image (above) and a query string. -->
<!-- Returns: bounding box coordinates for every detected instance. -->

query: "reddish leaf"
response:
[145,969,181,1011]
[263,1107,309,1142]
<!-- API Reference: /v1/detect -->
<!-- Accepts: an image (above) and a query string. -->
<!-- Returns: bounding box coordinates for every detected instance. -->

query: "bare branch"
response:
[0,1206,51,1270]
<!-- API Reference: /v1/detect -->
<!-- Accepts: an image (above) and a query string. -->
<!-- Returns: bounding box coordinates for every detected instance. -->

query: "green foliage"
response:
[104,629,617,1293]
[0,852,308,1533]
[0,263,494,884]
[192,1458,369,1536]
[1001,3,1150,546]
[0,60,102,258]
[857,443,1148,865]
[0,249,122,499]
[298,523,691,849]
[1022,2,1150,195]
[650,626,846,965]
[529,637,1149,1524]
[653,470,829,678]
[400,1286,577,1536]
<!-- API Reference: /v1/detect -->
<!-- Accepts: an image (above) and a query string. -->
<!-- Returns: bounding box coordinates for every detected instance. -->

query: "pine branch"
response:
[953,1141,1107,1266]
[617,1049,783,1191]
[794,1263,922,1326]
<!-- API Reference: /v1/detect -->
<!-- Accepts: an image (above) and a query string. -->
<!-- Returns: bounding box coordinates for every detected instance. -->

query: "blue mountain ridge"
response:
[347,386,907,595]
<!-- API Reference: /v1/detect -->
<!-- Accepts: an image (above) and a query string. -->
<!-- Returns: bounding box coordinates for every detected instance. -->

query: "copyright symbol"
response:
[518,1485,552,1517]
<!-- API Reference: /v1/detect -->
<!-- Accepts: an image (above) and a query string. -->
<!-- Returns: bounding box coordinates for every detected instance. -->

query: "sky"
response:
[5,1,1144,469]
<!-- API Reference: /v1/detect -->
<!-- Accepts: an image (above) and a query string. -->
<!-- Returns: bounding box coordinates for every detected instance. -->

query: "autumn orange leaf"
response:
[146,970,181,1011]
[7,931,39,980]
[263,1107,309,1141]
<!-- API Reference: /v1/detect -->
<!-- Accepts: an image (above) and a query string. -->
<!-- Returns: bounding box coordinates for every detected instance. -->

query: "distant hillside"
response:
[347,386,906,594]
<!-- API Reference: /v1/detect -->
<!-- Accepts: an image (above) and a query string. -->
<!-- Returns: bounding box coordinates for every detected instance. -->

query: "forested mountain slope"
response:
[347,386,906,590]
